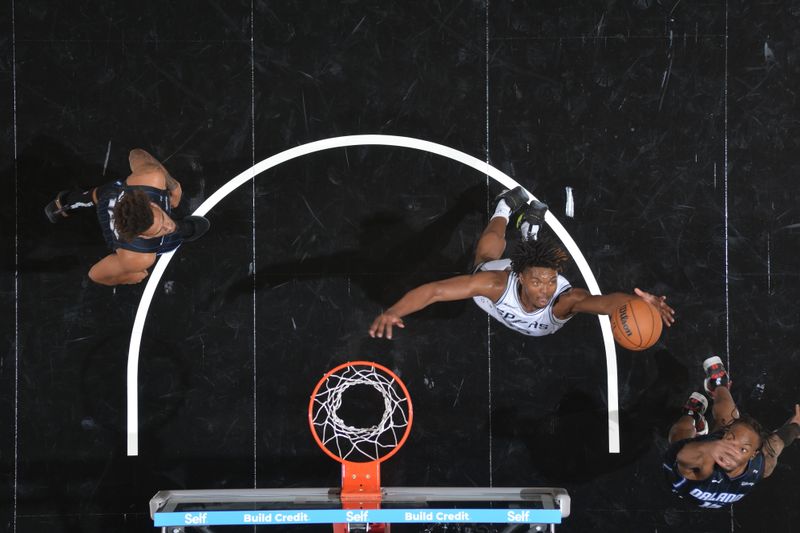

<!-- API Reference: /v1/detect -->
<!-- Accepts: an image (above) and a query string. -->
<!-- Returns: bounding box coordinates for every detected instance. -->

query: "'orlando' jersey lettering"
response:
[663,431,765,508]
[472,259,572,337]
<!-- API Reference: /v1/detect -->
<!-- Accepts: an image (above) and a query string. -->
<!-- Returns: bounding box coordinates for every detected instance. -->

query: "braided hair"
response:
[113,190,154,242]
[726,413,768,453]
[509,237,570,274]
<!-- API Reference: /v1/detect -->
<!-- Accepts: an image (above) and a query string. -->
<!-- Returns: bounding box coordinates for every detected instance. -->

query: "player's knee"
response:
[668,417,696,443]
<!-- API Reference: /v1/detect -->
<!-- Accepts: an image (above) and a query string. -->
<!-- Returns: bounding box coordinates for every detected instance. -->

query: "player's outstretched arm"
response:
[763,404,800,478]
[557,287,675,326]
[369,272,505,339]
[88,250,156,286]
[675,439,742,480]
[128,149,182,208]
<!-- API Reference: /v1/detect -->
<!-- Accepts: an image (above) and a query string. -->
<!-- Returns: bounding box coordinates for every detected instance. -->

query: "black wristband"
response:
[61,189,95,209]
[774,422,800,447]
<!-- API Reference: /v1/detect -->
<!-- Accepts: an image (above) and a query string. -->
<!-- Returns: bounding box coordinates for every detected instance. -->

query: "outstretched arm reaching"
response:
[554,287,675,326]
[369,272,507,339]
[763,404,800,478]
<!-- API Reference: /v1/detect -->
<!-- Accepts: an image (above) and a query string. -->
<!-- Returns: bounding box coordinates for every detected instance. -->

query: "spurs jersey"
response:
[96,180,182,255]
[663,432,765,508]
[472,259,573,337]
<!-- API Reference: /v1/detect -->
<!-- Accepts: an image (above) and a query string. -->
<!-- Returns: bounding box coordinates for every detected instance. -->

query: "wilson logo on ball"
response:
[610,299,662,351]
[617,305,634,337]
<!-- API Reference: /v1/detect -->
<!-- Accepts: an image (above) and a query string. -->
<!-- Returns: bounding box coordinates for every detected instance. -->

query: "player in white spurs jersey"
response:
[369,186,675,339]
[470,257,572,337]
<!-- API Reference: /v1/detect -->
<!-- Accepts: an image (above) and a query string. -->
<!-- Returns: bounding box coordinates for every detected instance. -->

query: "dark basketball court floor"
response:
[2,2,800,532]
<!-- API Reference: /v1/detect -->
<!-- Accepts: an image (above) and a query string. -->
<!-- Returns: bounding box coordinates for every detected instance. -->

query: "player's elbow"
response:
[88,266,149,286]
[88,268,113,286]
[427,283,452,304]
[128,148,151,160]
[88,252,155,286]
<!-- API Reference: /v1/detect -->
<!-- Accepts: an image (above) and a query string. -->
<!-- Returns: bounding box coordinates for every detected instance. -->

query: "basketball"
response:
[610,299,663,351]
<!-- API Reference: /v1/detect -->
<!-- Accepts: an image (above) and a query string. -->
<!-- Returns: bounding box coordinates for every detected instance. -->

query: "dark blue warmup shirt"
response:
[96,180,182,254]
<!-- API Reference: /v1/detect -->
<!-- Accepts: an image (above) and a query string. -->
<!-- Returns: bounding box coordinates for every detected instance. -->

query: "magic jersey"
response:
[663,432,765,508]
[96,181,182,255]
[472,259,573,337]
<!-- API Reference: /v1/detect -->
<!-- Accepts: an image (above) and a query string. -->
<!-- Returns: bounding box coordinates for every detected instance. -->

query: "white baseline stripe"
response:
[126,134,620,455]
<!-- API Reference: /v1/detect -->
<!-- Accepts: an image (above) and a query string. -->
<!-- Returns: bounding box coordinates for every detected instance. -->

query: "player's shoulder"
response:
[471,270,511,292]
[116,248,157,269]
[125,167,167,189]
[556,273,572,286]
[556,286,588,302]
[472,268,509,282]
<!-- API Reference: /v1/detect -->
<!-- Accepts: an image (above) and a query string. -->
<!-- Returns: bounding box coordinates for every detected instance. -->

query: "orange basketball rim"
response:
[308,361,414,510]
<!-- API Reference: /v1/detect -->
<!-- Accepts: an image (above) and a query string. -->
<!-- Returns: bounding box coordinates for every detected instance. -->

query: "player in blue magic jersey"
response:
[45,149,209,286]
[664,356,800,509]
[369,186,674,339]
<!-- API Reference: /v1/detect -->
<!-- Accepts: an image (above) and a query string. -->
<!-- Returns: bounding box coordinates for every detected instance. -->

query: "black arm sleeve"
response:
[773,422,800,448]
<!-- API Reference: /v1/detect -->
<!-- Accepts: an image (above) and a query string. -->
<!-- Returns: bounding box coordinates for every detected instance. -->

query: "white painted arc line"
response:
[126,134,620,456]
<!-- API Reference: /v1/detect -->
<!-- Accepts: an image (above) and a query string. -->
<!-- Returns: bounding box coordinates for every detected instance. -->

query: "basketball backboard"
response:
[151,362,570,531]
[150,486,570,531]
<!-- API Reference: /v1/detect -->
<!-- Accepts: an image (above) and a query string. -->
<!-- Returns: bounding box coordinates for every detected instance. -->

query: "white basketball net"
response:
[310,364,410,462]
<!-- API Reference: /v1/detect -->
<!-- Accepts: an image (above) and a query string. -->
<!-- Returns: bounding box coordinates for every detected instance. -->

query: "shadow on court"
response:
[492,349,690,483]
[213,182,489,310]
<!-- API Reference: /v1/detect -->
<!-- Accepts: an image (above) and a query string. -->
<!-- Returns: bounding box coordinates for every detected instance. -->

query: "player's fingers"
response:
[385,322,393,340]
[716,454,736,469]
[714,450,737,467]
[722,441,741,457]
[368,317,380,337]
[716,446,737,459]
[713,439,734,452]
